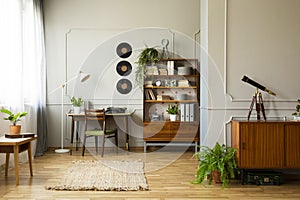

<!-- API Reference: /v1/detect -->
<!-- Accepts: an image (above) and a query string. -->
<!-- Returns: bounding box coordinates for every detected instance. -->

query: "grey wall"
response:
[44,0,200,147]
[200,0,300,147]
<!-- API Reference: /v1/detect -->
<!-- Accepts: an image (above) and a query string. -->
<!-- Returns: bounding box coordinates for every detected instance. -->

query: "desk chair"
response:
[82,109,118,157]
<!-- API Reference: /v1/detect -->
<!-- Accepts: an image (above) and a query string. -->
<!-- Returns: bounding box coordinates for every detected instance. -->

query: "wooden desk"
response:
[0,134,37,185]
[67,112,133,151]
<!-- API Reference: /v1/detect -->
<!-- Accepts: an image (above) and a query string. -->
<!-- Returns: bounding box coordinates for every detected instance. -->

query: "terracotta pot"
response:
[212,170,222,184]
[9,125,21,135]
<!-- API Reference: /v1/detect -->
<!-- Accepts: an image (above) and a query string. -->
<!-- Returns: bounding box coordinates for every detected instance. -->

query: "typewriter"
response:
[105,107,127,114]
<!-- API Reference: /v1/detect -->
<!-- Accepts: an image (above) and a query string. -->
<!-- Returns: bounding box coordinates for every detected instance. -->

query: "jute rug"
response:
[45,160,149,191]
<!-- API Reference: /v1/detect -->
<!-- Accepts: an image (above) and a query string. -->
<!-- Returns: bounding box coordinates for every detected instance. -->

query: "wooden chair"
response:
[82,109,118,157]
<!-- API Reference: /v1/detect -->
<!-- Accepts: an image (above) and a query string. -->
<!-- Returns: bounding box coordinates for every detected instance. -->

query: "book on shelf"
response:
[180,103,196,121]
[145,89,151,100]
[185,103,190,121]
[189,103,195,121]
[167,61,174,75]
[180,103,185,121]
[148,89,156,100]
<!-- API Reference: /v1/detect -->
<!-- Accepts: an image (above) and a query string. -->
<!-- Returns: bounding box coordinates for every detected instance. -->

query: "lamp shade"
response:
[79,71,90,82]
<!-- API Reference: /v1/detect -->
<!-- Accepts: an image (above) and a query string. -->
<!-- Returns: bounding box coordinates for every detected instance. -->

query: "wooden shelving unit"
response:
[143,58,200,152]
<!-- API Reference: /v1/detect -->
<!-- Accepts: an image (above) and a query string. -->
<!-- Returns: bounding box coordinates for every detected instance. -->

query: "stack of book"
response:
[159,68,168,75]
[178,80,190,87]
[157,95,170,101]
[144,89,156,100]
[145,66,159,75]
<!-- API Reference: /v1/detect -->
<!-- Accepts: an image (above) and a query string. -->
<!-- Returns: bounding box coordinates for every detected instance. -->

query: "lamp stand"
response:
[55,84,70,154]
[247,88,266,121]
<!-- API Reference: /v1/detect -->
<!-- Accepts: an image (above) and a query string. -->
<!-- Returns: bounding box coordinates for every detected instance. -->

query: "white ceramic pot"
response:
[169,114,177,121]
[293,115,300,121]
[73,106,81,114]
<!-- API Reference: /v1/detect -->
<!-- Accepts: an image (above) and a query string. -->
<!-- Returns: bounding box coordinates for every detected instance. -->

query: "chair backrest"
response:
[84,109,106,131]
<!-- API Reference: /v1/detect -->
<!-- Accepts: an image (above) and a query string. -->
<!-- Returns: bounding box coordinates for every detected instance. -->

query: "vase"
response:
[169,114,177,121]
[73,106,81,114]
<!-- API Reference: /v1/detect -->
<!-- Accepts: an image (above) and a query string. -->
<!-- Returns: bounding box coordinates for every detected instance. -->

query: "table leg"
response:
[13,145,19,186]
[71,116,74,144]
[125,116,129,151]
[69,116,75,155]
[75,121,79,151]
[28,142,33,176]
[5,153,9,176]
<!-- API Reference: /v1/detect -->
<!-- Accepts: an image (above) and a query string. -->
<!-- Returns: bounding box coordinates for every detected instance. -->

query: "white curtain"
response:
[0,0,47,156]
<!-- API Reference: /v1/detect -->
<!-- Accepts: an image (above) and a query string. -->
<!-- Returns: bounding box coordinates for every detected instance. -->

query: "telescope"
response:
[241,75,276,121]
[242,75,276,96]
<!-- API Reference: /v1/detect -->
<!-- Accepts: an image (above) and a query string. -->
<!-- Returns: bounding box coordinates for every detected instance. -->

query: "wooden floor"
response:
[1,147,300,200]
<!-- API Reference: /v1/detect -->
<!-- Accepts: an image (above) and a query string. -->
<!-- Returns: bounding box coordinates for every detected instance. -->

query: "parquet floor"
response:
[0,147,300,200]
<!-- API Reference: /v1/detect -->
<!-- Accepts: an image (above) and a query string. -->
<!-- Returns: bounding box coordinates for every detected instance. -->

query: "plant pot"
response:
[293,115,300,121]
[73,106,81,114]
[9,125,21,135]
[169,114,177,121]
[212,170,222,184]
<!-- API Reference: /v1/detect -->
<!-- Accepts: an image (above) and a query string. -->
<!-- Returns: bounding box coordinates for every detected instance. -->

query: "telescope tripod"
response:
[247,89,266,120]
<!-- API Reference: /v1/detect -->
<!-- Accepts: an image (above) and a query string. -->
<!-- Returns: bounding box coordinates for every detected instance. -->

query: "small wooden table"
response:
[0,134,37,185]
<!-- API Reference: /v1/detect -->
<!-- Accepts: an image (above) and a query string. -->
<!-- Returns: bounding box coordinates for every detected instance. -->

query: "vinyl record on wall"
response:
[116,42,132,58]
[116,61,132,76]
[116,79,132,94]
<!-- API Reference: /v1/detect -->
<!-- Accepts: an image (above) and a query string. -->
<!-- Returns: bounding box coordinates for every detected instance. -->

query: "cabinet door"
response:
[143,122,169,141]
[285,124,300,168]
[169,122,199,141]
[239,123,284,168]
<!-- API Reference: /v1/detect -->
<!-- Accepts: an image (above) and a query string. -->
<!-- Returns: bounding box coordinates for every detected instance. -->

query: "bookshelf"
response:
[143,58,200,152]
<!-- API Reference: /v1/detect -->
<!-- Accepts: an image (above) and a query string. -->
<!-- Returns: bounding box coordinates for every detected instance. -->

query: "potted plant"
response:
[70,96,83,114]
[166,104,179,121]
[0,109,27,134]
[292,99,300,120]
[135,46,160,88]
[192,142,238,187]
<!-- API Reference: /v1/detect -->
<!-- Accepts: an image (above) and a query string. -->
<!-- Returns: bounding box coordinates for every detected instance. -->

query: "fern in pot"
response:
[192,142,238,187]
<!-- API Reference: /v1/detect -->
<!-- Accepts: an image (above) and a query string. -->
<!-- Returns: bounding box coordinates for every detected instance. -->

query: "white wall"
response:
[44,0,200,147]
[201,0,300,147]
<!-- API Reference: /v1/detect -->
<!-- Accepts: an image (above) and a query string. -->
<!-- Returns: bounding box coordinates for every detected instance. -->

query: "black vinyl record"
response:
[116,42,132,58]
[116,79,132,94]
[116,61,132,76]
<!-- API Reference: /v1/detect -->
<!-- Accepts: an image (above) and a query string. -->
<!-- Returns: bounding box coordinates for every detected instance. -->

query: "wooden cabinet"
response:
[144,121,199,141]
[143,58,200,152]
[231,120,300,169]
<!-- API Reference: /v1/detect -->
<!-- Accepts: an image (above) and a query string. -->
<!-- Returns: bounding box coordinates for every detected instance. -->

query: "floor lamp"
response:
[54,71,90,154]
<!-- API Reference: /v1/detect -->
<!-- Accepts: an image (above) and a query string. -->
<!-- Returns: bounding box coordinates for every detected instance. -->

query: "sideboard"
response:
[231,120,300,183]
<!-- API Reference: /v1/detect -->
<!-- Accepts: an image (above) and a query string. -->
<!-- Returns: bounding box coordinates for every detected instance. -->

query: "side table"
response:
[0,134,37,185]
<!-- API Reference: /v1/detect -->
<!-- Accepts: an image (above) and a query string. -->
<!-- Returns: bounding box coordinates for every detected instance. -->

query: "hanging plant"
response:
[135,46,160,88]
